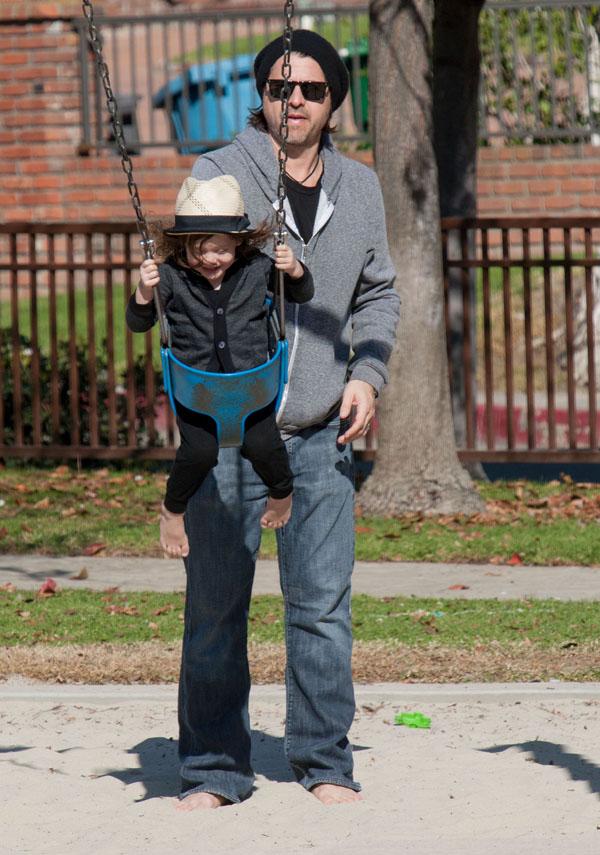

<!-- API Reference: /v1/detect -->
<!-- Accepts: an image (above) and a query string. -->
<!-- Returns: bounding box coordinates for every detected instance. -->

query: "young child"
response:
[126,175,314,558]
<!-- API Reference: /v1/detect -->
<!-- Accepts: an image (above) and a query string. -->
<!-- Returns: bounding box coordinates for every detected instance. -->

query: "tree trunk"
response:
[433,0,484,451]
[359,0,483,515]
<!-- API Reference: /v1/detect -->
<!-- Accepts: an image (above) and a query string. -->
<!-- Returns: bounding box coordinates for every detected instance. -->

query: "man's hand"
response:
[338,379,376,444]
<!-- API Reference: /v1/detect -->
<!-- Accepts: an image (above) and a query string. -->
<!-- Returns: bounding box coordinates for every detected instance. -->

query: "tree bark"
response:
[433,0,485,451]
[359,0,483,515]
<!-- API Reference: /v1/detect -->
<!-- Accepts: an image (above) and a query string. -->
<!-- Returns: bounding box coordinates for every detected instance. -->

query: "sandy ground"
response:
[2,680,600,855]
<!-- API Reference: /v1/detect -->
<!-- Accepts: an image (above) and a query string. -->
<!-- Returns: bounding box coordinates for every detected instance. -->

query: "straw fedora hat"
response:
[164,175,252,235]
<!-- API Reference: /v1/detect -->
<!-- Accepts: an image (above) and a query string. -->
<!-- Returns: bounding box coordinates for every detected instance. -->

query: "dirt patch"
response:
[1,640,599,684]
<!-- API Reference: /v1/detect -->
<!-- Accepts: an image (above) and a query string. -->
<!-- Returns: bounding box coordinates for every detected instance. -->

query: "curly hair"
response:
[149,218,275,265]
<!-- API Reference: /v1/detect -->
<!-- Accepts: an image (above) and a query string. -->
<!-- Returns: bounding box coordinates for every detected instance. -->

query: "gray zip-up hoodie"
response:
[192,125,399,434]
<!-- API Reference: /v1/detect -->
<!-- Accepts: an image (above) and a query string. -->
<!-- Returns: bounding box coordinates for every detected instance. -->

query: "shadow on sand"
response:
[480,740,600,798]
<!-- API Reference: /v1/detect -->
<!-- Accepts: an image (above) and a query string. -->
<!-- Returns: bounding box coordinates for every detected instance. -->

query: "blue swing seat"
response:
[161,338,288,448]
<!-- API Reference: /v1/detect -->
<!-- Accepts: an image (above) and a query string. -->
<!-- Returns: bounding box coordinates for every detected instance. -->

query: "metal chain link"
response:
[81,0,169,346]
[274,0,295,340]
[275,0,294,247]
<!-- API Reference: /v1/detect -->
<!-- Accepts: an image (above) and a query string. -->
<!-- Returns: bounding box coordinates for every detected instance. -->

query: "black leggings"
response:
[164,402,293,514]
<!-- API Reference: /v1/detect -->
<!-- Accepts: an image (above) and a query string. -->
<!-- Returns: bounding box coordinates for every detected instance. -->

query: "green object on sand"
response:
[394,711,431,729]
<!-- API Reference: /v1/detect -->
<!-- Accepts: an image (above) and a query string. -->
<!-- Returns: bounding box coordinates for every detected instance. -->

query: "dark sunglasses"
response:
[266,79,329,103]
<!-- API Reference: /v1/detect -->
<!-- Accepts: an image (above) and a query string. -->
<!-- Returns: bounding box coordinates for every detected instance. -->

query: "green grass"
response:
[177,16,369,65]
[353,517,600,566]
[1,467,599,564]
[2,589,598,648]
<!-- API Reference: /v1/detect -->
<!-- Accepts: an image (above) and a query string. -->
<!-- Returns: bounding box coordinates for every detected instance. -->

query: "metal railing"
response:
[443,216,600,461]
[71,2,600,153]
[480,1,600,143]
[0,218,598,462]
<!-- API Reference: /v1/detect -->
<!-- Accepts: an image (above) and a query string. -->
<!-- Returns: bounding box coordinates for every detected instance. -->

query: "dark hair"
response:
[248,106,337,136]
[150,218,275,265]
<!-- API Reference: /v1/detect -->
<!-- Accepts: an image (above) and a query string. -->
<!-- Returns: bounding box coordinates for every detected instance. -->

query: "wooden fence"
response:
[0,217,598,462]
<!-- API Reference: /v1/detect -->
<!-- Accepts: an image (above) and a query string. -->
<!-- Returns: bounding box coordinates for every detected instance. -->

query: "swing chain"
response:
[274,0,295,342]
[275,0,294,248]
[81,1,150,251]
[81,0,170,347]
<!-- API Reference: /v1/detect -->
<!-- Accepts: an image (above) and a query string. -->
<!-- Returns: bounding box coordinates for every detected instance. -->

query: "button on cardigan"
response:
[126,251,314,372]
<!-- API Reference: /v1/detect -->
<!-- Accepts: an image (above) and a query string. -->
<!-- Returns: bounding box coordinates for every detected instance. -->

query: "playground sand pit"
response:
[1,679,600,855]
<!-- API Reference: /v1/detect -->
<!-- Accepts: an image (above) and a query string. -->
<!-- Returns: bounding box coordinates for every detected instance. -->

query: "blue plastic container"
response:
[153,54,259,153]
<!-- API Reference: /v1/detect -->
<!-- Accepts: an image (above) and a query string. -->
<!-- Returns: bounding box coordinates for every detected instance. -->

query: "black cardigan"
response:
[126,251,313,372]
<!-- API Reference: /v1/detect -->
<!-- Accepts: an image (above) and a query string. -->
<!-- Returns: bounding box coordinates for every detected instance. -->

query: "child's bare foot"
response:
[175,792,230,811]
[160,504,189,558]
[260,493,292,529]
[310,784,363,805]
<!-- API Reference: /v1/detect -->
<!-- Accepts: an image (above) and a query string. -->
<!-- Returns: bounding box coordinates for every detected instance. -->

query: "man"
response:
[177,30,399,810]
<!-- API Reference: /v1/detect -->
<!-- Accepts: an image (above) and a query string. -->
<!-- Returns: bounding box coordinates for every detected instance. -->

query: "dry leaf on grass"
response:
[38,578,58,597]
[82,543,106,556]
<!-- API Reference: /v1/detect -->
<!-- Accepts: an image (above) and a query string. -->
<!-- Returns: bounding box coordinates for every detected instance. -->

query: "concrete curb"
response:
[3,680,600,704]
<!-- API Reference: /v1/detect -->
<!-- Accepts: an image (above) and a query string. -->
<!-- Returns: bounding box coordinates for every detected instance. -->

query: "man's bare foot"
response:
[175,792,230,811]
[260,493,292,529]
[310,784,363,805]
[160,503,189,558]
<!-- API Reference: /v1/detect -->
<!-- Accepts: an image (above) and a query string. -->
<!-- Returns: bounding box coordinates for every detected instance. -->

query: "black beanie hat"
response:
[254,29,349,112]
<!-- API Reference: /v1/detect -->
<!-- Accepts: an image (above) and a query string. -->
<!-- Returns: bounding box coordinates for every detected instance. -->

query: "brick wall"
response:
[477,145,600,217]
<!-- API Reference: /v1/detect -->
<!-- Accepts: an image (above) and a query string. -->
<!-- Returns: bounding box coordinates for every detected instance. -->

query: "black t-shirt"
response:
[284,172,322,244]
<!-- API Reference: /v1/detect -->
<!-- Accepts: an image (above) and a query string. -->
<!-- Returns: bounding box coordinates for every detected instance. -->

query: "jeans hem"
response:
[304,776,362,794]
[178,785,242,804]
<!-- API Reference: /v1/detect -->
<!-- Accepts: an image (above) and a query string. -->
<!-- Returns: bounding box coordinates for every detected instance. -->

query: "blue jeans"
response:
[178,419,360,802]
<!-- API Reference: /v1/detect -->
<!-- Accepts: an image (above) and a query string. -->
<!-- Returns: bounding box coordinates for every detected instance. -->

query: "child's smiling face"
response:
[186,233,239,286]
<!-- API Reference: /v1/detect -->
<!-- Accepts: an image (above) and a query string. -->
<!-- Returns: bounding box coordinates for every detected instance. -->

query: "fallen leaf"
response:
[1,581,16,592]
[82,542,106,556]
[38,577,58,596]
[14,484,29,494]
[0,527,8,539]
[61,507,78,518]
[33,497,50,510]
[448,584,470,590]
[354,525,373,534]
[105,604,139,616]
[17,610,31,618]
[525,498,548,508]
[507,553,524,566]
[50,466,70,478]
[69,567,89,581]
[153,605,173,616]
